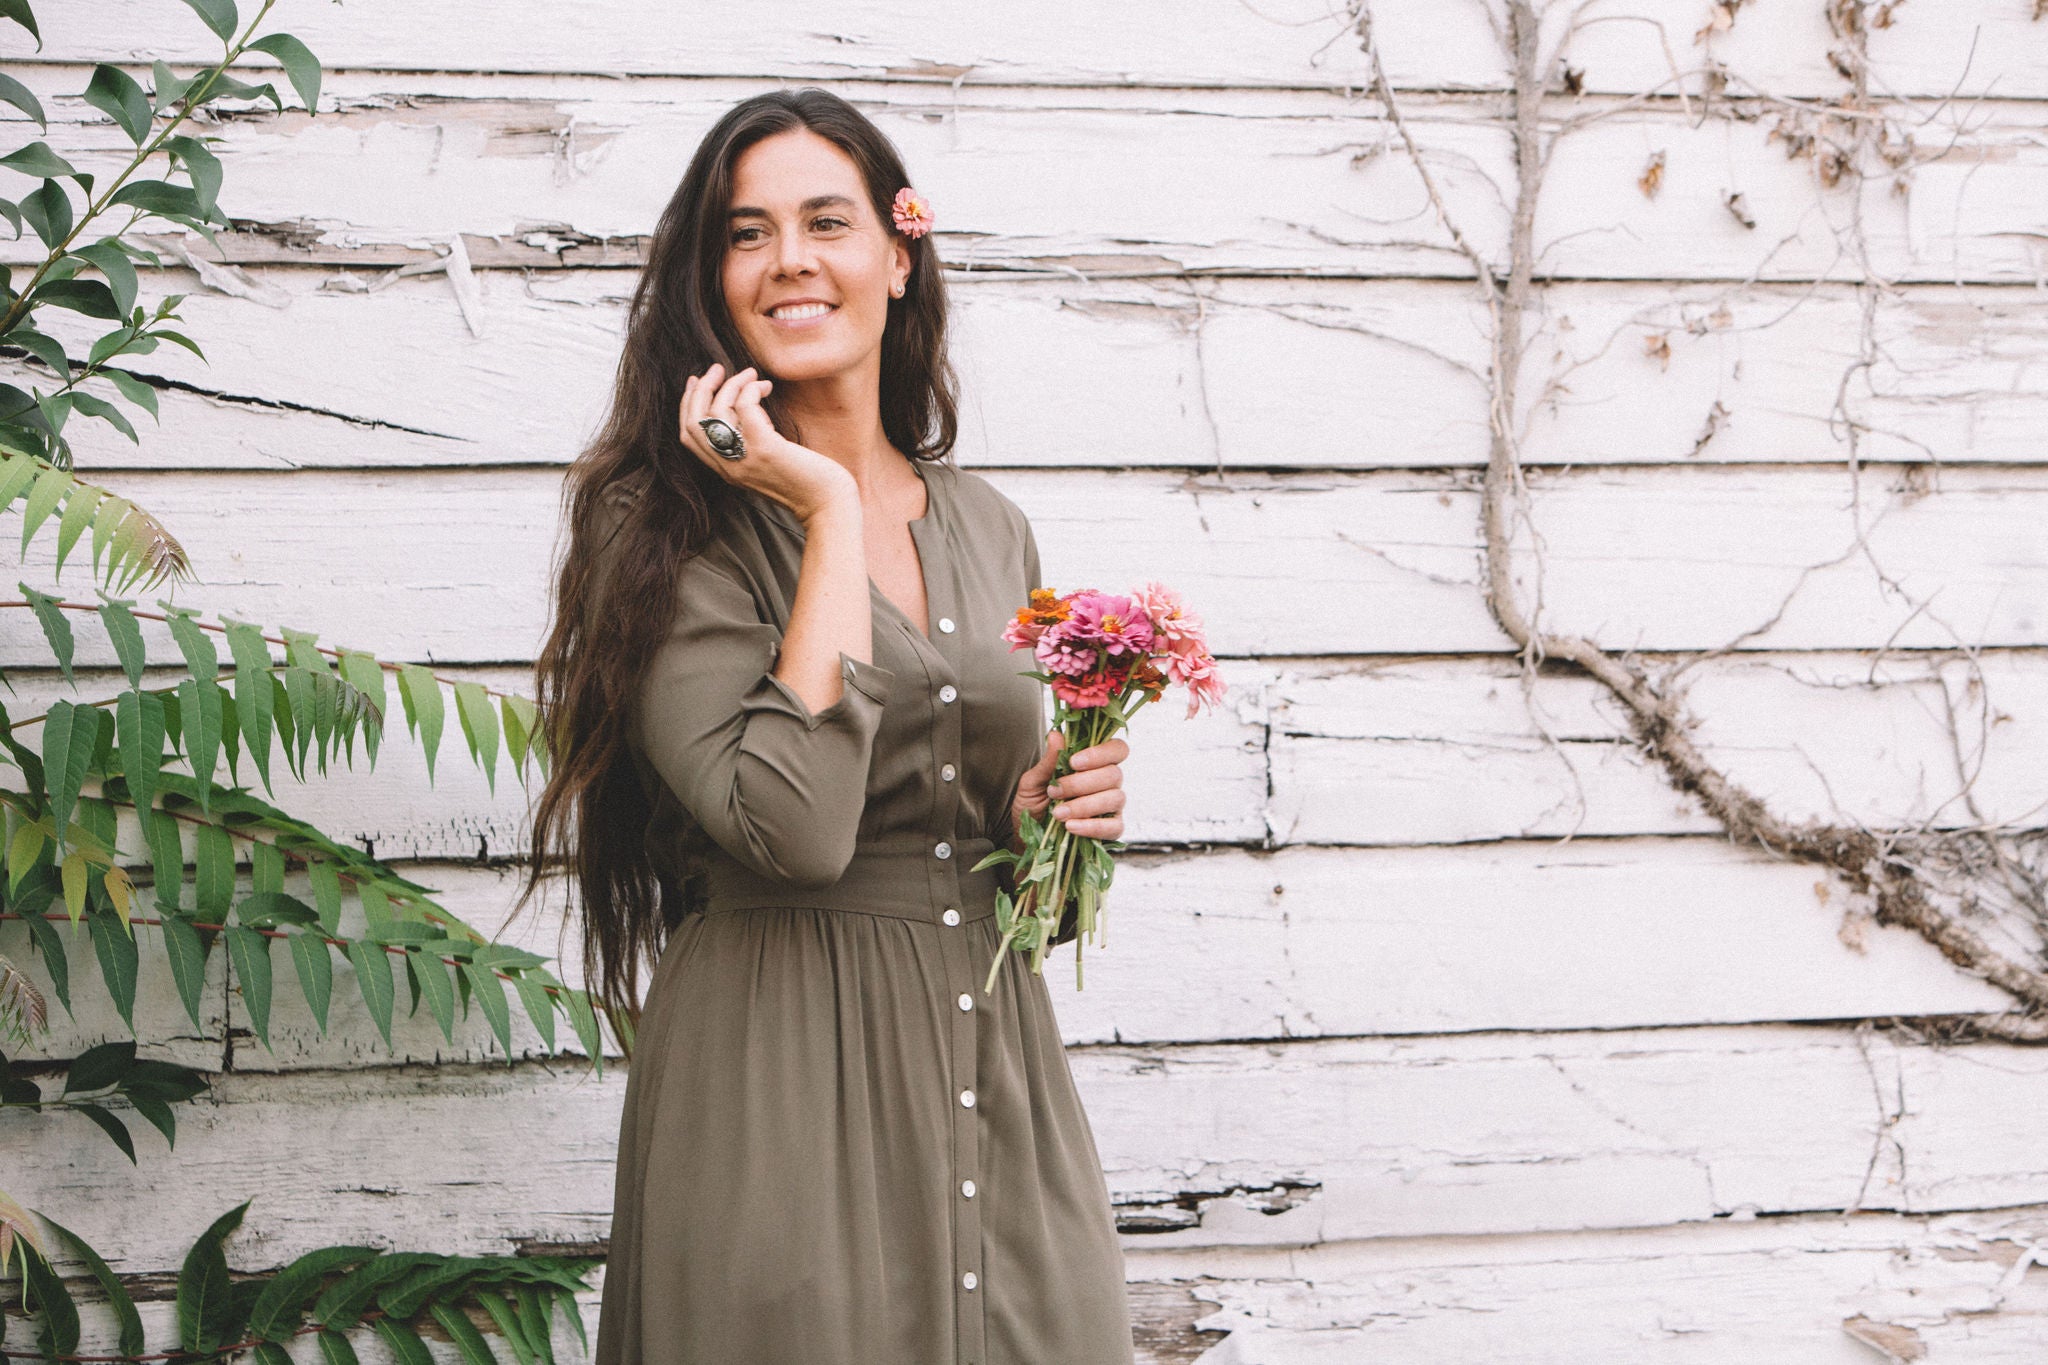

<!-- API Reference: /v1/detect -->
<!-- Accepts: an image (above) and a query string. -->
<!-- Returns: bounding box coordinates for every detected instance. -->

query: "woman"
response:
[521,88,1138,1364]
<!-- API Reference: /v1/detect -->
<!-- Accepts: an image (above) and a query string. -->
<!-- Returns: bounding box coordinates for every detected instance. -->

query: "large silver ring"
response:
[698,416,746,461]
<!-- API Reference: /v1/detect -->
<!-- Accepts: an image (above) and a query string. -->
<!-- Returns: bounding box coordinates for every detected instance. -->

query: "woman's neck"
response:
[778,365,902,489]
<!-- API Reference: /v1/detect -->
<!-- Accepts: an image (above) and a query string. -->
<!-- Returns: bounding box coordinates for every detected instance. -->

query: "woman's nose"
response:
[772,229,817,277]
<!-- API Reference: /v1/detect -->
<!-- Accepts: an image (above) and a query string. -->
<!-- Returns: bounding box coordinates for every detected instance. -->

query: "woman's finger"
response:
[710,364,756,424]
[1053,787,1126,823]
[732,377,778,445]
[1057,804,1125,839]
[1071,738,1129,771]
[1050,755,1123,800]
[679,367,720,462]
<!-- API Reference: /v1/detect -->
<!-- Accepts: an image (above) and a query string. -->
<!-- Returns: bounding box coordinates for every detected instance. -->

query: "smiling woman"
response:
[522,88,1136,1365]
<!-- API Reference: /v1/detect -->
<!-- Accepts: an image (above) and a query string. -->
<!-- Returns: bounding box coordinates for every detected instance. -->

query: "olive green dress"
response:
[591,456,1134,1365]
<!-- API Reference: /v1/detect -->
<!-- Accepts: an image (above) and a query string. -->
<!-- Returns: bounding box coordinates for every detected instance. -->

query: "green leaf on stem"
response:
[348,938,395,1046]
[224,924,272,1050]
[102,366,160,420]
[42,1212,146,1355]
[84,64,153,144]
[88,905,139,1027]
[246,32,322,114]
[191,820,234,917]
[177,1201,252,1355]
[429,1301,497,1365]
[160,908,210,1032]
[0,142,74,180]
[290,929,333,1033]
[175,0,240,43]
[399,664,444,782]
[463,959,514,1060]
[223,616,278,795]
[409,944,456,1041]
[164,134,223,217]
[20,178,72,248]
[249,1245,381,1341]
[0,70,44,127]
[75,238,140,318]
[514,970,557,1053]
[454,680,498,794]
[19,581,75,683]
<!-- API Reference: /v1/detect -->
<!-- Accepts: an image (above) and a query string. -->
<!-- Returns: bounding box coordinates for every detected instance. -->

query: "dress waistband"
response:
[701,836,1005,925]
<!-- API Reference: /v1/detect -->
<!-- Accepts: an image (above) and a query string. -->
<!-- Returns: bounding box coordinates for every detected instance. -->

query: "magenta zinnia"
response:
[975,580,1225,991]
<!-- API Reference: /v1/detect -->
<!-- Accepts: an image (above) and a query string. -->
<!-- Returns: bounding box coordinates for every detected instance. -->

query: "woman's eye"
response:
[731,227,765,245]
[812,216,849,232]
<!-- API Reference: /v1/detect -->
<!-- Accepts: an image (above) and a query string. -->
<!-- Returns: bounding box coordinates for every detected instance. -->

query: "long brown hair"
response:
[514,88,960,1052]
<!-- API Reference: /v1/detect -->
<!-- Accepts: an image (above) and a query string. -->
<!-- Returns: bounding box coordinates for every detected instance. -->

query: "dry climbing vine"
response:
[1347,0,2048,1040]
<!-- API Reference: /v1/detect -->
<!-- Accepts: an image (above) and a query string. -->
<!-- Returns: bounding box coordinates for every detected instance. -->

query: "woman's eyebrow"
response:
[728,194,859,220]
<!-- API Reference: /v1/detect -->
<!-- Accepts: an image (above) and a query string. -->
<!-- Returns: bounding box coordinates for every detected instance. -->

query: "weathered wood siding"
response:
[7,2,2048,1359]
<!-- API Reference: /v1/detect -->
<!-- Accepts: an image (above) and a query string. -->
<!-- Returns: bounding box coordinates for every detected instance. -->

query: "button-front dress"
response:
[591,456,1136,1365]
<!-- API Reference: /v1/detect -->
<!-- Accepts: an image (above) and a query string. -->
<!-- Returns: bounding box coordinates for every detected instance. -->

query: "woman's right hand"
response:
[680,362,857,523]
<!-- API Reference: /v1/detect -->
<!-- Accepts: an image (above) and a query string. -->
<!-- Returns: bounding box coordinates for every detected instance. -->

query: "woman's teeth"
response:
[772,303,833,321]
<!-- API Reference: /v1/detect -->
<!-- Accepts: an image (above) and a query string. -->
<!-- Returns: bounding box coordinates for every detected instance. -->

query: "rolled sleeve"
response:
[635,543,896,890]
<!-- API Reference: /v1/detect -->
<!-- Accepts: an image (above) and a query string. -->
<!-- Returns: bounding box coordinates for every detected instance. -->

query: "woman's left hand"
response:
[1012,728,1128,842]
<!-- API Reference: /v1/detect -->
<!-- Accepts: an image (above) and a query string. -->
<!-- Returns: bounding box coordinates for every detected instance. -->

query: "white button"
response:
[961,1271,978,1291]
[959,1088,975,1108]
[939,685,957,703]
[958,993,974,1011]
[935,841,952,859]
[941,763,956,781]
[939,617,955,633]
[942,909,961,926]
[962,1179,977,1198]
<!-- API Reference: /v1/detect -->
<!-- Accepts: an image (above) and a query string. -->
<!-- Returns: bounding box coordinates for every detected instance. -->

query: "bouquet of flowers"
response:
[975,581,1226,992]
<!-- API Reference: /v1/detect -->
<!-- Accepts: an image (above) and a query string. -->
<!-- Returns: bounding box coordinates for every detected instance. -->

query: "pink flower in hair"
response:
[891,186,934,238]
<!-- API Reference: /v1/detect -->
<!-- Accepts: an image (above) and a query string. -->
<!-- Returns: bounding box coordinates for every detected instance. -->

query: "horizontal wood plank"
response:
[6,836,2015,1065]
[26,0,2048,101]
[6,75,2048,282]
[1,465,2043,659]
[29,272,2048,474]
[13,1024,2048,1271]
[1126,1207,2048,1363]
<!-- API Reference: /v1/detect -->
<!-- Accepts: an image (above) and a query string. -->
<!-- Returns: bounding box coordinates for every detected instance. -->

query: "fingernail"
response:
[1047,781,1061,797]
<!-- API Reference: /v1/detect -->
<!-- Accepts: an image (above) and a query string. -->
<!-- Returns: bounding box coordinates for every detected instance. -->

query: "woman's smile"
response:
[766,298,838,329]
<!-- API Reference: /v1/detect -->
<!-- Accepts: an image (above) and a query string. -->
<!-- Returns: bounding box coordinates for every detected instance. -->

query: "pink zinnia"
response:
[891,186,934,238]
[1131,580,1207,653]
[1174,651,1228,719]
[1062,591,1156,658]
[1033,619,1098,678]
[1053,670,1117,709]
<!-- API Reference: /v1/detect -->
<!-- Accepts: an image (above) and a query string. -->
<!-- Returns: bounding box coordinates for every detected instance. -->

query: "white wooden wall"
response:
[8,2,2048,1360]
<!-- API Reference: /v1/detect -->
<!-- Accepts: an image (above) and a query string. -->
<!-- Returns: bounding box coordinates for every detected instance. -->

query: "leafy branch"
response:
[3,1199,597,1365]
[0,0,318,468]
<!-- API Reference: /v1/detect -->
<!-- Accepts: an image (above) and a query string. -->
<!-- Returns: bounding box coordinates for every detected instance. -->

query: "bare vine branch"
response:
[1348,0,2048,1034]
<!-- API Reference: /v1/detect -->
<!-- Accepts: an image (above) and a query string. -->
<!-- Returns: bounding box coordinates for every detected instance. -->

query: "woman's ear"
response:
[891,238,912,297]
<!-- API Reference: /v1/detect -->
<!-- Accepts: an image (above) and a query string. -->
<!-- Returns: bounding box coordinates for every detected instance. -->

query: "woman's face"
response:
[720,127,910,385]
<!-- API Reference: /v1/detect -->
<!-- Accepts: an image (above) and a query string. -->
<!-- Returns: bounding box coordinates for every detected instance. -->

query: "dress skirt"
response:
[594,845,1135,1365]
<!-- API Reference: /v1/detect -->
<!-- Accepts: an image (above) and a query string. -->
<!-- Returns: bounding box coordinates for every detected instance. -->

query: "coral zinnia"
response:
[891,186,934,238]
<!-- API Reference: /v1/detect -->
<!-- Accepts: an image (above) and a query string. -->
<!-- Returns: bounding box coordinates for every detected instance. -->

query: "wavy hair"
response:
[513,87,959,1052]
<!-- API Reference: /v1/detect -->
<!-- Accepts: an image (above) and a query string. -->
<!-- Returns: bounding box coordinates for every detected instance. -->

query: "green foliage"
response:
[3,1198,597,1363]
[0,0,608,1326]
[0,1039,209,1162]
